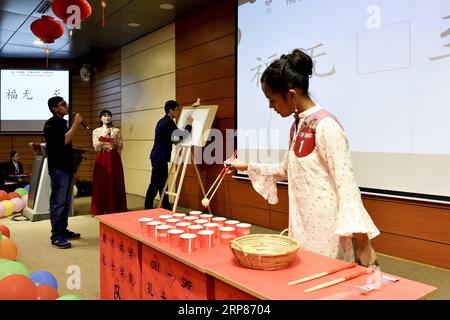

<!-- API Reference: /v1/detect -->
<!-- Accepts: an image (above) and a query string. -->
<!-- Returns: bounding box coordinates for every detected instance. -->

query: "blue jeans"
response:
[49,170,74,240]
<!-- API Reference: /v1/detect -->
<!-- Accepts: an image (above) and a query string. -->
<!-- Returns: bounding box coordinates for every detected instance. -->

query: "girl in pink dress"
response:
[226,49,379,266]
[91,110,127,215]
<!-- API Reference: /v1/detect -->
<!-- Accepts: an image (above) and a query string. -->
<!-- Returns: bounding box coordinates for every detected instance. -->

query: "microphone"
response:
[81,121,90,130]
[72,111,90,130]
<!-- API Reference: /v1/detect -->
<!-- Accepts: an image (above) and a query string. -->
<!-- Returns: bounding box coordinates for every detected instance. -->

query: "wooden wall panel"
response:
[86,49,122,183]
[174,0,450,269]
[363,197,450,245]
[371,232,450,269]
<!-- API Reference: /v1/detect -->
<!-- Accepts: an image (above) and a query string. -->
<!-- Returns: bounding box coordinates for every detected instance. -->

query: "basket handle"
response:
[280,228,295,237]
[230,240,252,266]
[230,240,246,256]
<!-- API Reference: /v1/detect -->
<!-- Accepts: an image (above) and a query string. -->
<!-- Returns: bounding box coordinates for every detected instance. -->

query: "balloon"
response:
[0,259,9,267]
[21,194,28,208]
[14,188,28,197]
[7,192,20,200]
[9,198,24,212]
[0,226,9,238]
[0,191,7,202]
[73,185,78,198]
[0,238,17,260]
[57,294,82,300]
[0,260,28,280]
[0,274,37,300]
[35,284,59,300]
[30,271,58,290]
[24,184,30,192]
[0,205,4,218]
[0,201,14,217]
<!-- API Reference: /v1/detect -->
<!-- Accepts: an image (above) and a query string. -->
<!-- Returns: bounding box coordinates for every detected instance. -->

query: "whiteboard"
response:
[177,105,218,147]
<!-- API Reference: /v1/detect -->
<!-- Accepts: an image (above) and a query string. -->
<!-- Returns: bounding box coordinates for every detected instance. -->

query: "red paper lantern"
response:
[30,15,64,44]
[51,0,92,24]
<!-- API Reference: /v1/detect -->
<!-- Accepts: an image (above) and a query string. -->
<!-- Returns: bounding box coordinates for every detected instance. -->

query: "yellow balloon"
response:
[0,200,15,217]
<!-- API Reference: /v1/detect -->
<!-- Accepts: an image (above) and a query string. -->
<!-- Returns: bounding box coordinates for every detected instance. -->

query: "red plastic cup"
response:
[236,223,251,237]
[194,219,209,226]
[219,226,236,244]
[224,220,240,228]
[180,233,196,253]
[199,214,213,222]
[189,210,202,217]
[172,213,186,219]
[198,230,214,249]
[175,222,191,233]
[204,222,219,238]
[158,214,173,222]
[156,225,171,242]
[138,217,153,232]
[147,221,162,238]
[187,224,203,235]
[168,229,183,247]
[211,217,226,227]
[184,216,198,223]
[166,218,180,228]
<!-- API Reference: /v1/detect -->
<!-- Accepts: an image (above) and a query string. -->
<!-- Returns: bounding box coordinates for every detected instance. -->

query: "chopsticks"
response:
[304,268,374,293]
[288,263,358,285]
[201,150,237,207]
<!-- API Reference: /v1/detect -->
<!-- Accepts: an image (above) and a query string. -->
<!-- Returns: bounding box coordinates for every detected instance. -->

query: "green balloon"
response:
[14,188,28,196]
[0,260,29,281]
[0,258,10,266]
[57,295,82,300]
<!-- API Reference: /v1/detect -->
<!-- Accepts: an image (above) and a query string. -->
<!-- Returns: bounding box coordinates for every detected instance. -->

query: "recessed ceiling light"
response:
[33,39,43,45]
[160,3,174,10]
[127,22,141,27]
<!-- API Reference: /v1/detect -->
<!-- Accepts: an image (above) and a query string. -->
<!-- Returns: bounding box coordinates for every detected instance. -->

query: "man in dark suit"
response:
[144,100,193,210]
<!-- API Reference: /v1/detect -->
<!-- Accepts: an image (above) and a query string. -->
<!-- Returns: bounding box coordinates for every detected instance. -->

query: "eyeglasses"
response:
[57,102,68,108]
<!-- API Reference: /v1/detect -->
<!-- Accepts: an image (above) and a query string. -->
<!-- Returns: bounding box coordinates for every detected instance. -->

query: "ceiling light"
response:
[34,39,44,45]
[127,22,141,27]
[160,3,174,10]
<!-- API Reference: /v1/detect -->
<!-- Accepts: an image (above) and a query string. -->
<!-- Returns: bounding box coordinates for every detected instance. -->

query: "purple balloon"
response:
[29,270,58,290]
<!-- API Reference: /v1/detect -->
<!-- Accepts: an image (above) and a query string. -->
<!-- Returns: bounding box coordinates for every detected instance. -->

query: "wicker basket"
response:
[230,229,300,270]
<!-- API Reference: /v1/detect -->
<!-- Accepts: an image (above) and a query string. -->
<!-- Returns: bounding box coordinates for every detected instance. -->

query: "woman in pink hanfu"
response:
[226,49,380,266]
[91,110,127,215]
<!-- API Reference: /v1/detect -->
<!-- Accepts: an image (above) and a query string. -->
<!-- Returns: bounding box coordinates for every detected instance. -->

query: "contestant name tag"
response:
[293,126,315,157]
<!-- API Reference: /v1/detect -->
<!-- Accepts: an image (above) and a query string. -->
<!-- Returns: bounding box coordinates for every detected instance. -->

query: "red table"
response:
[96,209,436,300]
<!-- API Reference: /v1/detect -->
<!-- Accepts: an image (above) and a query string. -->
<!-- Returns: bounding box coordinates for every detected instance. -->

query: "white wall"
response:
[121,24,175,197]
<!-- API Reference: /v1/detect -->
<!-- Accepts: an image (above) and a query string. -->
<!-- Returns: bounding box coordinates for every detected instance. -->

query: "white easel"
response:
[158,145,212,214]
[157,104,218,213]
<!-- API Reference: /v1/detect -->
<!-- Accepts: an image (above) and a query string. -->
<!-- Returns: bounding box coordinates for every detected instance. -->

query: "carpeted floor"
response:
[1,194,449,300]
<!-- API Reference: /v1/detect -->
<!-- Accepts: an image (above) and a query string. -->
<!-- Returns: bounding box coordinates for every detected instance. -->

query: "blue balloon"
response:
[24,184,30,192]
[29,270,58,290]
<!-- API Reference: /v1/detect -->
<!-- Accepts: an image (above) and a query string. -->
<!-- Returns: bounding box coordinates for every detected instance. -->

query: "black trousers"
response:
[144,160,171,210]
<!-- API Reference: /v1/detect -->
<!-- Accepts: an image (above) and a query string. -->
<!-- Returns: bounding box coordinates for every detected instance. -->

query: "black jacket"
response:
[6,160,23,182]
[43,115,74,173]
[150,115,192,163]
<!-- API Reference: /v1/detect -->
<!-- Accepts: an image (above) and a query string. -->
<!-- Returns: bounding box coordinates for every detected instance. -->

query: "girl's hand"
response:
[224,159,248,172]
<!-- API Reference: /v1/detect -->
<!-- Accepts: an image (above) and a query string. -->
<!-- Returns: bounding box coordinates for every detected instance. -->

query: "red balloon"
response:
[35,285,59,300]
[0,238,17,260]
[51,0,92,24]
[7,192,20,200]
[0,225,10,238]
[0,191,7,202]
[0,275,37,300]
[30,15,64,44]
